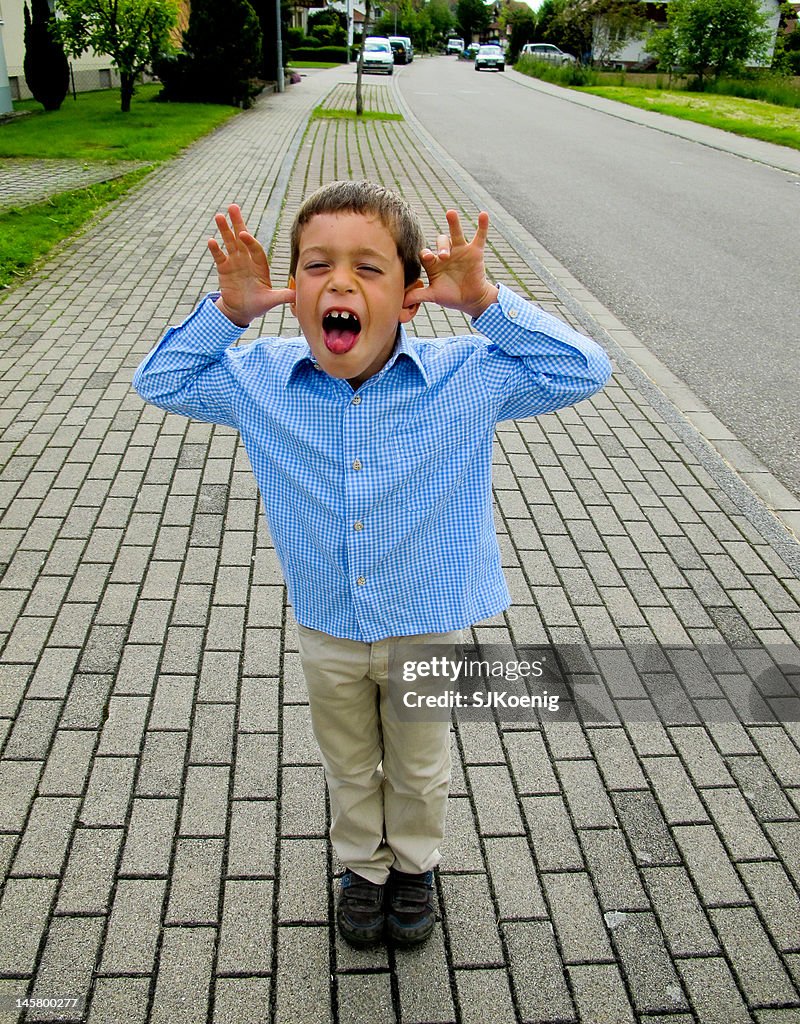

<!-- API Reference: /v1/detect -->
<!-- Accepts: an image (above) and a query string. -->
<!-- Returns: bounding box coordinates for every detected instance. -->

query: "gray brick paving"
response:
[0,158,149,212]
[2,64,800,1023]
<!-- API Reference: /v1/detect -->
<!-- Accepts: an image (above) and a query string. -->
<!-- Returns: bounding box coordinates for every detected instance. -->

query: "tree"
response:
[535,0,573,51]
[586,0,648,65]
[646,25,681,83]
[156,0,263,107]
[307,8,347,45]
[356,0,372,115]
[23,0,70,111]
[456,0,491,42]
[651,0,773,89]
[506,6,537,63]
[426,0,455,49]
[55,0,178,112]
[541,0,646,65]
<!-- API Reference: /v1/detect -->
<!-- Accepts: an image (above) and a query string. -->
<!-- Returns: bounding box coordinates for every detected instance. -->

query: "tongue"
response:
[323,325,360,354]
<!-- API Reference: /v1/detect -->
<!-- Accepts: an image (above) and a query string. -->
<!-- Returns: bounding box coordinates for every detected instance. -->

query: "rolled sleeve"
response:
[474,283,612,421]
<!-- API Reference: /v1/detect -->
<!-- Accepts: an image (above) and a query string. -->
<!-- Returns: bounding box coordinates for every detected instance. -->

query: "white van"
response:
[446,37,464,55]
[361,37,395,75]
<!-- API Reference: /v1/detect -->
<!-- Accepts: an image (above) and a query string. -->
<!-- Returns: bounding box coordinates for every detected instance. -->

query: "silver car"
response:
[475,45,505,72]
[520,43,576,66]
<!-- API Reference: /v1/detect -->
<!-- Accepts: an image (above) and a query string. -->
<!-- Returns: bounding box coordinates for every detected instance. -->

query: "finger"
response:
[214,212,239,253]
[207,238,227,266]
[420,249,442,278]
[445,209,467,247]
[472,211,490,249]
[239,231,269,268]
[227,203,247,237]
[435,234,450,257]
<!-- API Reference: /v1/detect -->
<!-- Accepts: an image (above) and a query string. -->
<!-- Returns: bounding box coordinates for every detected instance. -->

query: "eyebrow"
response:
[299,246,391,262]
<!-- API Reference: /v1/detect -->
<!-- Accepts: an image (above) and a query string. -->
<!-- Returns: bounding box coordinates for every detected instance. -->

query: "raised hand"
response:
[408,210,499,320]
[209,204,296,327]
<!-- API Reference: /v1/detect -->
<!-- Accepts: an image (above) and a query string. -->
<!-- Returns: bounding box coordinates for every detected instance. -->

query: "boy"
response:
[133,180,611,948]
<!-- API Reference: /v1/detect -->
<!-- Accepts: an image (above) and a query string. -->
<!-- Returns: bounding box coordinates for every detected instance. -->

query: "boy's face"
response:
[289,212,422,388]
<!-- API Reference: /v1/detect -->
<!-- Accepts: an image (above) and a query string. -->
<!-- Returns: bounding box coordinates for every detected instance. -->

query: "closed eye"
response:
[303,261,330,271]
[357,265,382,274]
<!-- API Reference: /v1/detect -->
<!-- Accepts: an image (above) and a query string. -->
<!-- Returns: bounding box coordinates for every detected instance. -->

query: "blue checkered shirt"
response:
[134,284,611,641]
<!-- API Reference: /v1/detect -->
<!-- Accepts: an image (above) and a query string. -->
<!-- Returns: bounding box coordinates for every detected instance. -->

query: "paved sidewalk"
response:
[0,159,149,212]
[1,64,800,1024]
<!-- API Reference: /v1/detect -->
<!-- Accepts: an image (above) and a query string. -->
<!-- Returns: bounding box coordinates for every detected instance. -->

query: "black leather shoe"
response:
[337,870,385,947]
[386,868,436,946]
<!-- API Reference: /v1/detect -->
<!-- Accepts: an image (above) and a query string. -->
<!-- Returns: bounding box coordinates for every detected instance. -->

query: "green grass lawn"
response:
[290,61,341,69]
[311,106,403,121]
[2,83,237,162]
[0,84,240,293]
[578,86,800,150]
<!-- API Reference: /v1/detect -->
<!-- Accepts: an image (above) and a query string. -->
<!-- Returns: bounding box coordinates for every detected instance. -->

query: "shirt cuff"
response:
[183,293,250,346]
[472,282,600,363]
[472,283,539,333]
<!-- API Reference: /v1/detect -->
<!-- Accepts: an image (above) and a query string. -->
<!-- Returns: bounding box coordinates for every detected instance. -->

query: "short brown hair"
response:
[289,180,424,286]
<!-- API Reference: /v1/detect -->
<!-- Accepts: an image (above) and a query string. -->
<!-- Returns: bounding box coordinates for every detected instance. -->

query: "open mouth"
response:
[322,309,361,354]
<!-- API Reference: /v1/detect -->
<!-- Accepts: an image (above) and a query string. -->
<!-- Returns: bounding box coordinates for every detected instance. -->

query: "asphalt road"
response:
[398,56,800,500]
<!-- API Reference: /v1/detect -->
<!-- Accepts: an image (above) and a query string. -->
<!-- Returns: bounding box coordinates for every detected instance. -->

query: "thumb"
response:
[405,286,439,307]
[271,287,296,306]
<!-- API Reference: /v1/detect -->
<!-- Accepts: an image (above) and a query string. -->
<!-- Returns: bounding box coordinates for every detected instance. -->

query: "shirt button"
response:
[356,576,366,586]
[352,395,362,405]
[354,520,364,531]
[312,361,322,369]
[509,308,518,318]
[352,459,362,471]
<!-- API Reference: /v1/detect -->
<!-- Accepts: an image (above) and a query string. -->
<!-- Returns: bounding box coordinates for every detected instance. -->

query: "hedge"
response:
[289,45,348,62]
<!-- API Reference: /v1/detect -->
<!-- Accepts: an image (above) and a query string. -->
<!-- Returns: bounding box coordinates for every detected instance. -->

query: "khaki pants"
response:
[297,625,461,884]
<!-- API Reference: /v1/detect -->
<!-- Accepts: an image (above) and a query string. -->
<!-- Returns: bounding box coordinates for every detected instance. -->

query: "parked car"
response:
[474,44,505,71]
[389,36,413,64]
[361,37,394,75]
[520,42,576,65]
[446,37,464,55]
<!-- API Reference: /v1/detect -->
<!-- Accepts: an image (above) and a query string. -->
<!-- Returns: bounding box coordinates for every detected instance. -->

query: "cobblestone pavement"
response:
[1,64,800,1024]
[0,159,149,212]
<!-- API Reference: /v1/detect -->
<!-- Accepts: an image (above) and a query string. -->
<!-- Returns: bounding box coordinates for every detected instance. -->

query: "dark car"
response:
[474,44,505,72]
[389,36,413,64]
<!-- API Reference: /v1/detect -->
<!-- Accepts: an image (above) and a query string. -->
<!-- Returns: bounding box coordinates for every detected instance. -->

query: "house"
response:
[594,0,783,70]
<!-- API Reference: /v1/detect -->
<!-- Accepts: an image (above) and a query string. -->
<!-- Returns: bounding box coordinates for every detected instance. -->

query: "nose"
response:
[328,265,355,293]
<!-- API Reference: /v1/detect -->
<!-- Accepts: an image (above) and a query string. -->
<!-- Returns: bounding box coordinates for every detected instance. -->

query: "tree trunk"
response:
[356,0,371,116]
[120,72,135,112]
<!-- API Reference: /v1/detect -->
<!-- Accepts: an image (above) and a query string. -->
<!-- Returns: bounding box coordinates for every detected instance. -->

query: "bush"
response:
[287,26,305,50]
[156,0,263,106]
[289,45,348,62]
[514,56,599,87]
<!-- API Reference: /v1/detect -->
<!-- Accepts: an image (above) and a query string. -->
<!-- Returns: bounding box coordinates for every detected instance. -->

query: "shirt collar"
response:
[284,324,430,390]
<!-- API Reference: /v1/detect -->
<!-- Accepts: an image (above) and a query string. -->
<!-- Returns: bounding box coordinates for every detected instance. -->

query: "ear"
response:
[288,275,297,315]
[399,278,424,323]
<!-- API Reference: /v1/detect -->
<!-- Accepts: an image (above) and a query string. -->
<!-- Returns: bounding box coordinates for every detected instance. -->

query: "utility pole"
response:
[275,0,284,91]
